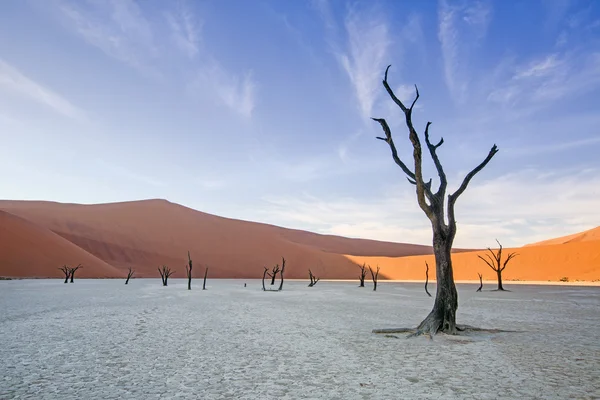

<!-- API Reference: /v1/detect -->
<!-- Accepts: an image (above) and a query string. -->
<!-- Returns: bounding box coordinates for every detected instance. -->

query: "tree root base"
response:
[373,324,519,339]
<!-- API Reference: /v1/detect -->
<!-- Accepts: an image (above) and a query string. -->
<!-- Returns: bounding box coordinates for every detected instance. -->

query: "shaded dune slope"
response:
[0,199,436,279]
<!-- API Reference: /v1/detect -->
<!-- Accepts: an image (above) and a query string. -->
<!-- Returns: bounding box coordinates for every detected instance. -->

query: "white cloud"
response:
[59,0,159,78]
[165,3,201,59]
[338,7,391,119]
[257,167,600,249]
[0,59,85,120]
[438,0,492,104]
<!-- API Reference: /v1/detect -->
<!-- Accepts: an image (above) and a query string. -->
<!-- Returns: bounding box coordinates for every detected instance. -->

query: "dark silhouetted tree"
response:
[369,265,380,291]
[358,263,367,287]
[371,65,498,336]
[59,265,70,284]
[308,269,320,287]
[158,266,174,286]
[278,257,286,291]
[203,266,208,290]
[424,261,432,297]
[477,239,518,291]
[69,264,81,283]
[185,251,193,290]
[476,273,483,292]
[267,264,280,286]
[125,267,135,284]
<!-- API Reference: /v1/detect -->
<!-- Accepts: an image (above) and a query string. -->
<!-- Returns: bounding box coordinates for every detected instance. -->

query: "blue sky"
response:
[1,0,599,248]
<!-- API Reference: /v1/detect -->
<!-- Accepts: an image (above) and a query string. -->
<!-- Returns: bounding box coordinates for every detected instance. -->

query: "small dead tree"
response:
[69,264,82,283]
[477,239,518,291]
[262,267,269,291]
[358,263,367,287]
[59,265,70,284]
[278,257,286,291]
[185,251,193,290]
[424,261,432,297]
[308,269,320,287]
[369,265,380,291]
[371,65,498,336]
[125,267,135,284]
[267,264,280,286]
[158,265,174,286]
[476,273,483,292]
[203,266,208,290]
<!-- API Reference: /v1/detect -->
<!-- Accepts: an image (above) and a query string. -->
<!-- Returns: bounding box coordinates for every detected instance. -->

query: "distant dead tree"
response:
[477,239,518,291]
[125,267,135,284]
[476,273,483,292]
[369,265,380,291]
[59,265,70,284]
[185,251,193,290]
[203,266,208,290]
[371,65,498,336]
[278,257,286,291]
[263,258,287,292]
[158,265,174,286]
[68,264,82,283]
[358,263,367,287]
[308,269,320,287]
[424,261,432,297]
[267,264,280,286]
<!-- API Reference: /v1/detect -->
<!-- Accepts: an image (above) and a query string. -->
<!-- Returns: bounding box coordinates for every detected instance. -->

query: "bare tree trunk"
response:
[262,267,268,291]
[497,269,504,291]
[424,261,432,297]
[477,273,483,292]
[125,267,134,284]
[69,265,81,283]
[416,238,458,335]
[358,263,367,287]
[59,265,70,284]
[369,265,380,291]
[186,251,193,290]
[278,258,286,291]
[203,267,208,290]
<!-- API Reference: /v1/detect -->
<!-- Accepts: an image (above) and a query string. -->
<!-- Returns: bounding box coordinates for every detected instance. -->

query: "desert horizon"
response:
[1,198,598,283]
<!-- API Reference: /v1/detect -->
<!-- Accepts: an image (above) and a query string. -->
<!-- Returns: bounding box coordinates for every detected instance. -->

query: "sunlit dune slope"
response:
[0,199,435,279]
[0,210,122,278]
[524,226,600,247]
[346,239,600,282]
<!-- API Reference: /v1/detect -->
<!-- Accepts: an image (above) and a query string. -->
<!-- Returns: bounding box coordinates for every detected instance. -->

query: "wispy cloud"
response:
[438,0,492,104]
[192,63,256,119]
[59,0,159,78]
[487,50,600,108]
[0,59,85,120]
[95,159,166,187]
[165,2,201,59]
[338,6,391,119]
[258,167,600,248]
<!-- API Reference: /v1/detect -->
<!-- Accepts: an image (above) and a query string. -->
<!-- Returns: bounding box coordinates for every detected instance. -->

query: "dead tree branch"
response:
[424,261,432,297]
[308,269,320,287]
[203,266,208,290]
[476,273,483,292]
[278,257,286,291]
[68,264,82,283]
[186,251,193,290]
[59,265,70,284]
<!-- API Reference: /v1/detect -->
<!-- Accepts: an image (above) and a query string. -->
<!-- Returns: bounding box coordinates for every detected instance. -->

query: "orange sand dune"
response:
[524,226,600,247]
[346,239,600,282]
[0,210,123,278]
[0,199,435,279]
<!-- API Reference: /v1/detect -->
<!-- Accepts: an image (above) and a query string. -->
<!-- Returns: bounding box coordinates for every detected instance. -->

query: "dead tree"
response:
[371,65,498,336]
[185,251,193,290]
[158,265,174,286]
[358,263,367,287]
[203,266,208,290]
[369,265,380,291]
[125,267,135,284]
[262,267,269,291]
[308,269,320,287]
[477,239,518,291]
[59,265,70,284]
[476,273,483,292]
[68,264,82,283]
[424,261,432,297]
[278,257,286,291]
[267,264,280,286]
